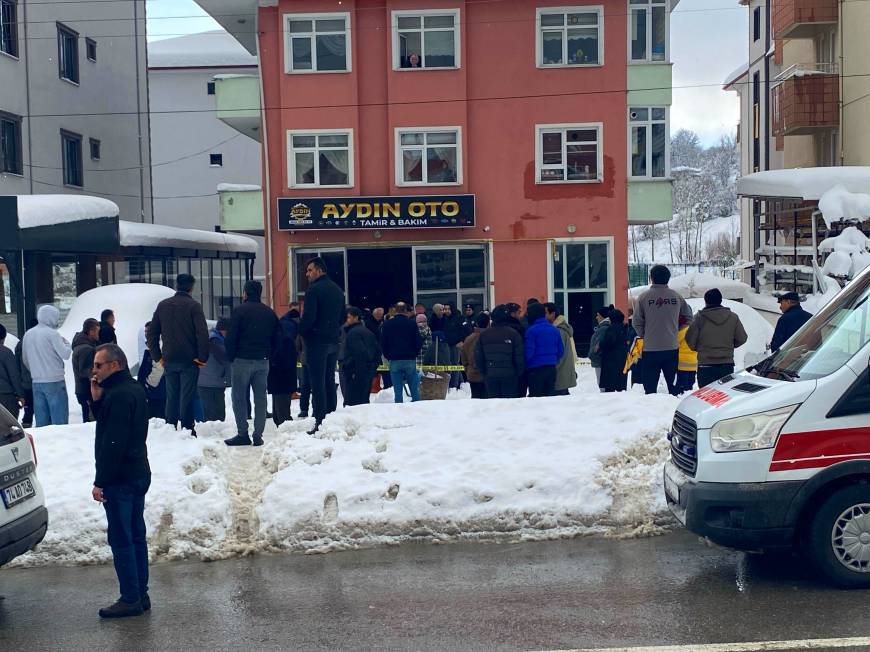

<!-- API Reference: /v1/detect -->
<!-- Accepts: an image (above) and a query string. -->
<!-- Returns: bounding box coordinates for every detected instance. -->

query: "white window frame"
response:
[284,12,352,74]
[287,128,354,189]
[394,126,463,187]
[391,9,461,71]
[536,6,604,69]
[628,106,669,180]
[547,237,615,307]
[535,122,604,185]
[627,0,669,64]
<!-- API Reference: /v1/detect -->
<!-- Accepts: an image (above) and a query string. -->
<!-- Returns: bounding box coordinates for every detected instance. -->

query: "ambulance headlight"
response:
[709,405,798,453]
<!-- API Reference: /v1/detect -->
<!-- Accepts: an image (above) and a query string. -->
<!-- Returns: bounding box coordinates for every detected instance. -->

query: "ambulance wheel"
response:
[807,484,870,588]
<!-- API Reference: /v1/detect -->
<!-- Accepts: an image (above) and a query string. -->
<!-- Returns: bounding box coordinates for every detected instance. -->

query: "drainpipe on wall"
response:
[133,0,147,222]
[23,0,33,194]
[838,0,845,164]
[256,30,274,308]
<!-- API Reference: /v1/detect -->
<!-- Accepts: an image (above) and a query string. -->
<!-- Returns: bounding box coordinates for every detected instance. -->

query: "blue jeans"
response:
[231,358,269,438]
[164,362,199,430]
[389,360,420,403]
[103,475,151,604]
[32,381,69,426]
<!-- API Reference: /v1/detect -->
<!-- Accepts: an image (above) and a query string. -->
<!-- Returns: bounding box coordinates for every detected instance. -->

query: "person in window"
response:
[431,159,456,183]
[408,52,421,68]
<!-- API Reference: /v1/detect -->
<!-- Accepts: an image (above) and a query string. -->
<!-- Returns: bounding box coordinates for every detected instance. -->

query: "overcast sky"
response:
[146,0,747,147]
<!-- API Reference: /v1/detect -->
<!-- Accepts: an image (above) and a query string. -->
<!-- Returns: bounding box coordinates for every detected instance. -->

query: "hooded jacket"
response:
[198,328,231,389]
[524,318,564,370]
[553,316,578,391]
[588,318,610,368]
[71,331,97,395]
[22,305,72,384]
[685,305,748,365]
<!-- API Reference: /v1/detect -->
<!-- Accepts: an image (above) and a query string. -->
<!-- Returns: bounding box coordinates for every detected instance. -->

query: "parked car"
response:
[0,404,48,566]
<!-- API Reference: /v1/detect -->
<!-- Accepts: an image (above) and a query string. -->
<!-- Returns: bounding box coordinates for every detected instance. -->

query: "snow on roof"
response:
[723,62,749,89]
[671,165,702,175]
[738,166,870,200]
[818,184,870,227]
[16,195,120,229]
[119,221,258,254]
[630,272,751,301]
[216,183,261,192]
[148,30,258,68]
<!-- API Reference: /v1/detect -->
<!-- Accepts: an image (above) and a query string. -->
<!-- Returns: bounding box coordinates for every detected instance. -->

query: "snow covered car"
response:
[665,263,870,587]
[0,404,47,566]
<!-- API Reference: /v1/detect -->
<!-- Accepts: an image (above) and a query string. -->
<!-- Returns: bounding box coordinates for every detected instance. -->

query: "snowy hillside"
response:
[629,214,740,264]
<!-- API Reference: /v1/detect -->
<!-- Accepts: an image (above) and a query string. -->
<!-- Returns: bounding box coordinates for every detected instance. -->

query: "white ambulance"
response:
[665,265,870,587]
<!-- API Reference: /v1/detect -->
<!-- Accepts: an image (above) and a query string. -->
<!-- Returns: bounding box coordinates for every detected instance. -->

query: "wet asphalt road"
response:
[1,531,869,651]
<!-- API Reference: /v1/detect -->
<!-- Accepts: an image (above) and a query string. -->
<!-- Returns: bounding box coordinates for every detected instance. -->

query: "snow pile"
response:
[5,367,684,567]
[819,226,870,279]
[216,183,261,192]
[818,184,870,227]
[119,221,258,255]
[630,271,751,301]
[16,195,119,229]
[685,298,772,369]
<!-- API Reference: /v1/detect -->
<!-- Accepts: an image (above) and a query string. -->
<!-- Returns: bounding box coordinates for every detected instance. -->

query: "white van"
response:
[0,405,47,566]
[665,265,870,587]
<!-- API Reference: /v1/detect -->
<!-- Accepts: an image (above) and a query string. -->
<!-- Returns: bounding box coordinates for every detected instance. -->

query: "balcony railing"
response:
[772,63,839,137]
[772,0,838,40]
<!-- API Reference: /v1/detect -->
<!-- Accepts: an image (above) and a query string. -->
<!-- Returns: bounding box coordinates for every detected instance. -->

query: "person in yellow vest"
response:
[676,314,697,394]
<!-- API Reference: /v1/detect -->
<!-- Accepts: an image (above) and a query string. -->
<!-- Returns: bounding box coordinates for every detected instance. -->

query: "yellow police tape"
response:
[297,362,465,372]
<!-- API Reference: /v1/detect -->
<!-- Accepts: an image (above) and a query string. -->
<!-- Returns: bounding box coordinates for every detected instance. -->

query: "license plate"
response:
[2,477,35,508]
[664,467,680,504]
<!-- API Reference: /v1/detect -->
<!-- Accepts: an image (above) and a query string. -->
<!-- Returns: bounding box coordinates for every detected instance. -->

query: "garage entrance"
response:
[346,247,413,309]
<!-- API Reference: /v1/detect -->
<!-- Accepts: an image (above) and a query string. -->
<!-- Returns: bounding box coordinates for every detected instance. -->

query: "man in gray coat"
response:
[632,265,693,395]
[685,288,748,387]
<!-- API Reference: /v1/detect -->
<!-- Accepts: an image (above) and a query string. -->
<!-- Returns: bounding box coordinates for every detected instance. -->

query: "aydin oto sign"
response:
[277,195,475,230]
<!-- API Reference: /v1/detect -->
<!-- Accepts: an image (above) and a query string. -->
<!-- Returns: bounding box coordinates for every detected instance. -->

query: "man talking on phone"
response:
[90,344,151,619]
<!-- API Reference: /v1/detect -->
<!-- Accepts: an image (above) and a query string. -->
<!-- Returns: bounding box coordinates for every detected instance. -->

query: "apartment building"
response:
[196,0,678,353]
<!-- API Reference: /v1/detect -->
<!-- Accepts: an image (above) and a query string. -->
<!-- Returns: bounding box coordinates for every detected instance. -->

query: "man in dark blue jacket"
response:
[523,302,564,397]
[771,292,812,352]
[381,303,423,403]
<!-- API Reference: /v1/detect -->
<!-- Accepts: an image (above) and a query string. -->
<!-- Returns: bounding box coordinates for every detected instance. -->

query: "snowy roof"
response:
[738,167,870,200]
[818,184,870,226]
[119,221,258,254]
[216,183,261,192]
[671,165,702,175]
[17,195,119,229]
[723,62,749,89]
[148,31,258,68]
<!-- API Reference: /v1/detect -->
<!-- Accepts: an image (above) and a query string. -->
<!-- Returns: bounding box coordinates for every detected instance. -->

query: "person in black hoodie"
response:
[443,303,466,389]
[340,306,381,406]
[476,305,525,398]
[299,257,346,433]
[15,318,37,427]
[598,309,630,393]
[71,318,101,422]
[268,309,299,428]
[99,309,118,344]
[90,344,151,619]
[381,302,423,403]
[224,280,281,447]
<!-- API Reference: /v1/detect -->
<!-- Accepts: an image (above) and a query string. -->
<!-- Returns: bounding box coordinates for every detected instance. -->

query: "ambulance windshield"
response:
[762,273,870,380]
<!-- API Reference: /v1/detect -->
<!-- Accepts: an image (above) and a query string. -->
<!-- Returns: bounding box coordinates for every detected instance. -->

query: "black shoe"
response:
[306,420,322,435]
[21,422,31,429]
[252,436,264,447]
[190,429,197,438]
[99,599,143,619]
[224,435,252,447]
[140,593,151,611]
[297,412,308,419]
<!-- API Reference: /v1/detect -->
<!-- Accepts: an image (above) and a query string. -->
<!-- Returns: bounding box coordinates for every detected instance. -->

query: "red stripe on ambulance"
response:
[769,427,870,472]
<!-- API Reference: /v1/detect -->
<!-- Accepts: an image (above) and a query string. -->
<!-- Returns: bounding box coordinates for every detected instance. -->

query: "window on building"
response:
[414,246,487,311]
[536,124,602,184]
[393,10,459,70]
[551,240,611,356]
[629,107,667,178]
[89,138,100,161]
[537,6,603,67]
[210,153,223,167]
[285,13,350,73]
[752,7,761,42]
[397,128,461,186]
[207,81,216,95]
[0,112,22,175]
[86,37,97,62]
[0,0,18,58]
[629,0,667,62]
[288,130,352,187]
[57,23,79,83]
[61,130,83,187]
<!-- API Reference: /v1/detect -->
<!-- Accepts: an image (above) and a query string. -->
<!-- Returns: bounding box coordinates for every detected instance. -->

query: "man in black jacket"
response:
[90,344,151,619]
[0,324,23,418]
[340,306,381,406]
[147,273,209,435]
[298,257,346,432]
[71,318,100,422]
[771,292,812,352]
[381,302,423,403]
[99,309,117,344]
[224,280,281,446]
[476,305,525,398]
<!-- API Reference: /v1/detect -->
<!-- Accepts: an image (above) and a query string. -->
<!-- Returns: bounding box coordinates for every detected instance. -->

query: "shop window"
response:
[536,124,602,184]
[629,0,667,62]
[537,6,603,67]
[0,111,22,175]
[288,130,352,188]
[551,241,611,356]
[629,107,667,178]
[285,13,350,73]
[86,37,97,62]
[57,23,79,84]
[1,0,18,58]
[61,130,83,187]
[393,10,459,70]
[415,246,487,310]
[396,128,461,186]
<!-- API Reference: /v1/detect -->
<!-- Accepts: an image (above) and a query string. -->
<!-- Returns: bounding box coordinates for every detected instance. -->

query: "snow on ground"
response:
[629,215,739,265]
[7,366,682,568]
[630,271,751,301]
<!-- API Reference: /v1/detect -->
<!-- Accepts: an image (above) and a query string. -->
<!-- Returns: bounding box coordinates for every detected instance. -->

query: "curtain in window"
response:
[319,150,349,185]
